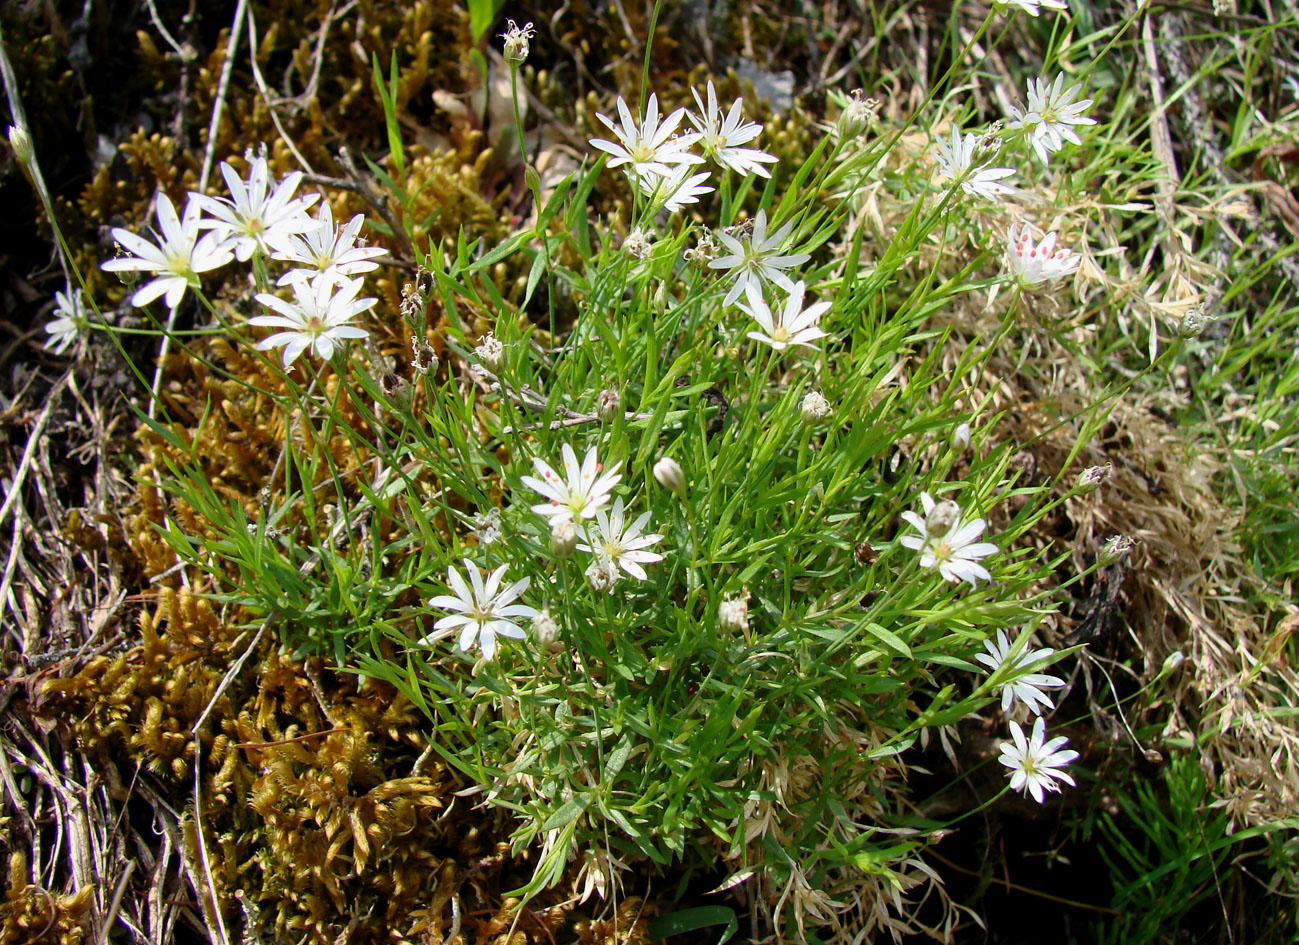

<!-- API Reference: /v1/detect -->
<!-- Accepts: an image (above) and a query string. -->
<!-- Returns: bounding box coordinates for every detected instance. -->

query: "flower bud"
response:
[550,518,577,559]
[532,607,561,651]
[652,457,687,496]
[596,388,620,422]
[475,332,504,373]
[1161,651,1186,675]
[524,164,541,194]
[379,372,413,411]
[718,593,750,633]
[500,19,535,65]
[1074,462,1112,494]
[925,499,962,538]
[800,390,833,424]
[952,422,972,452]
[7,125,31,165]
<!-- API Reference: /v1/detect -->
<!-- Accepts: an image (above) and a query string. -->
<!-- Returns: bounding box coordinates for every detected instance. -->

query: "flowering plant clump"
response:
[83,6,1250,939]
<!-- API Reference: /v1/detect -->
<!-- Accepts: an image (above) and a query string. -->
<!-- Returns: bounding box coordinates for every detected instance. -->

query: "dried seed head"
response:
[1178,304,1214,338]
[1074,462,1113,494]
[475,332,505,373]
[1098,534,1136,564]
[380,372,413,411]
[410,336,438,375]
[501,19,535,64]
[7,125,31,165]
[836,90,878,140]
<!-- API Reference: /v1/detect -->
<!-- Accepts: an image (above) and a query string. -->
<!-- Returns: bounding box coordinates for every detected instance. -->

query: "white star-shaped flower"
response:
[191,155,320,262]
[709,209,811,307]
[101,193,234,310]
[738,280,830,352]
[576,497,664,582]
[521,443,622,525]
[1004,223,1081,287]
[900,492,999,586]
[994,0,1069,15]
[589,93,703,179]
[975,630,1067,716]
[424,559,539,660]
[932,126,1018,201]
[999,717,1080,803]
[268,202,388,285]
[687,80,778,179]
[45,286,88,355]
[637,164,715,213]
[1008,74,1096,164]
[249,271,375,366]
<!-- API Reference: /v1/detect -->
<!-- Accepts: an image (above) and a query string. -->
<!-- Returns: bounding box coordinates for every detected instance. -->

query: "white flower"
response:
[800,390,833,423]
[521,443,622,524]
[739,280,830,352]
[995,0,1069,14]
[101,193,233,310]
[900,491,999,585]
[932,126,1017,201]
[1005,223,1081,287]
[269,203,387,284]
[998,717,1079,803]
[835,90,876,140]
[637,164,714,214]
[622,229,653,260]
[709,209,811,307]
[45,286,88,354]
[475,332,505,373]
[687,80,778,179]
[718,592,750,633]
[576,497,664,582]
[652,457,687,496]
[249,272,375,366]
[589,93,703,178]
[191,156,319,262]
[500,19,535,64]
[975,630,1067,716]
[424,559,539,660]
[1008,74,1096,164]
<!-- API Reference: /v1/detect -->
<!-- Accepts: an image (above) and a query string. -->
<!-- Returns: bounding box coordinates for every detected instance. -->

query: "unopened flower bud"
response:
[550,518,577,559]
[1179,305,1213,338]
[718,593,750,633]
[475,332,504,373]
[1099,534,1136,565]
[8,125,31,165]
[926,499,962,538]
[623,228,652,261]
[596,388,620,422]
[1074,462,1112,494]
[379,372,413,411]
[952,422,972,452]
[652,457,687,496]
[532,607,562,651]
[524,164,541,194]
[1161,651,1186,675]
[800,390,833,424]
[500,19,535,65]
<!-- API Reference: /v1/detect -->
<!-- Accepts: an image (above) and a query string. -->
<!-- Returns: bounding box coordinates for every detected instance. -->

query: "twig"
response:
[190,621,269,945]
[98,860,136,945]
[142,0,191,60]
[198,0,249,192]
[244,4,316,175]
[336,146,417,266]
